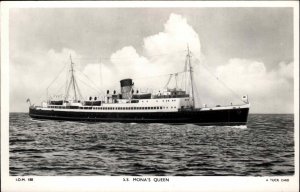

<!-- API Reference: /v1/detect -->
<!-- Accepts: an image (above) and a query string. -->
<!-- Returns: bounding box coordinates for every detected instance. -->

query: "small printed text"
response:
[123,177,169,182]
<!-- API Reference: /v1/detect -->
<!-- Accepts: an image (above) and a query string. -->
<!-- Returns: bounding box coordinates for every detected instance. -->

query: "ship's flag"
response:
[26,98,31,106]
[242,95,249,103]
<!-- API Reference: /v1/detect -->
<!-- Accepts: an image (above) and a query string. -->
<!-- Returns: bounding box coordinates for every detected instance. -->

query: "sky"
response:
[9,8,294,113]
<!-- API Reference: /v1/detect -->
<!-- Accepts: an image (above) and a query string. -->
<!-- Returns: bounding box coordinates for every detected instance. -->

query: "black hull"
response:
[29,107,249,126]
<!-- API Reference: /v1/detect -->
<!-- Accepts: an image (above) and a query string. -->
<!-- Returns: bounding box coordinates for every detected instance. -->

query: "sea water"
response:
[9,113,294,176]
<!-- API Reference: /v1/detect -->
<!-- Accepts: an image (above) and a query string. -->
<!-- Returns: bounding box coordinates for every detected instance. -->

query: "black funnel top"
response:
[120,79,133,87]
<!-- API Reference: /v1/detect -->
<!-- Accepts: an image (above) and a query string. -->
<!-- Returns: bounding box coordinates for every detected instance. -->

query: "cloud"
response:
[143,13,201,59]
[10,13,294,114]
[10,48,81,111]
[215,59,294,113]
[83,14,202,92]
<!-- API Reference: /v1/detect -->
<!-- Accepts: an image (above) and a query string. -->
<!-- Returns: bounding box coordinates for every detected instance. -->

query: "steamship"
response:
[29,48,250,126]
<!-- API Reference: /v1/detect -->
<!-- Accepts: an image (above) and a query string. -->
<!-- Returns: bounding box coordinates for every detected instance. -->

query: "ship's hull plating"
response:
[29,107,249,126]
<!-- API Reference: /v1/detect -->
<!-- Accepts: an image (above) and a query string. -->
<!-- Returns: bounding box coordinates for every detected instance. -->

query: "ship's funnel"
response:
[120,78,134,99]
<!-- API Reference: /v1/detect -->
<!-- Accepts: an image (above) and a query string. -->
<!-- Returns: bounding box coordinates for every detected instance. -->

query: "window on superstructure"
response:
[151,107,153,109]
[160,107,162,109]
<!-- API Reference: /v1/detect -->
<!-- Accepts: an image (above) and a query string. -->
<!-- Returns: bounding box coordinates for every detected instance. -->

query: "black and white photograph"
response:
[1,1,299,192]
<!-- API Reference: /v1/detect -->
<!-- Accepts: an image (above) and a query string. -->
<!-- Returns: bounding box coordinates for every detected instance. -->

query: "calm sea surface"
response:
[9,113,294,176]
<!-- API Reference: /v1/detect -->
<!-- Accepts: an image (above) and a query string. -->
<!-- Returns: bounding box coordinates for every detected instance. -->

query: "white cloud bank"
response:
[216,59,293,113]
[10,13,294,113]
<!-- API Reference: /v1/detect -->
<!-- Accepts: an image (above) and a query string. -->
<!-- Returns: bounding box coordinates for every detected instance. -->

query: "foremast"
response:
[65,55,82,102]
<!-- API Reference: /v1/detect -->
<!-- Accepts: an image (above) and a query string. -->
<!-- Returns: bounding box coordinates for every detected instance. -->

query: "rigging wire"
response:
[72,50,186,62]
[194,57,245,103]
[52,82,66,99]
[46,62,68,92]
[133,70,186,81]
[76,75,102,96]
[74,77,84,100]
[164,74,173,89]
[75,68,104,94]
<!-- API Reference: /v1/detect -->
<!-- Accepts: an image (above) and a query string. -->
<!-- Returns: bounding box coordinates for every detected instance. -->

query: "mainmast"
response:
[65,55,81,101]
[71,55,78,100]
[187,45,195,109]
